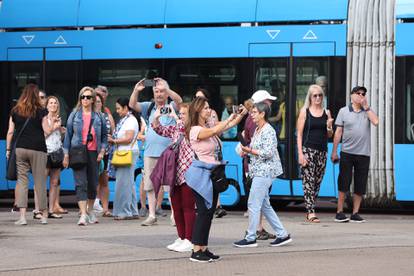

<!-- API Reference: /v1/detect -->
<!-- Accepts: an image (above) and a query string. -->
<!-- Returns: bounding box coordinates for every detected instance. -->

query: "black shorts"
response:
[103,154,109,171]
[46,155,63,170]
[338,151,370,195]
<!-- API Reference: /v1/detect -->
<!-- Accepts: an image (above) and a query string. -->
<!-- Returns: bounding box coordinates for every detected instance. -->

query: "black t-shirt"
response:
[12,109,48,152]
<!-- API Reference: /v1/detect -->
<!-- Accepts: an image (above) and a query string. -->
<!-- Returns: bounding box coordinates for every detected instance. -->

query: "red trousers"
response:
[171,183,196,240]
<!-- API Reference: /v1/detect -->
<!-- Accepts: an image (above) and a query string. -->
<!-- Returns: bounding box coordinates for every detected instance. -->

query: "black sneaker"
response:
[189,250,213,263]
[270,234,292,247]
[256,229,276,240]
[350,213,366,223]
[334,212,350,223]
[205,248,220,260]
[215,207,227,218]
[233,239,258,248]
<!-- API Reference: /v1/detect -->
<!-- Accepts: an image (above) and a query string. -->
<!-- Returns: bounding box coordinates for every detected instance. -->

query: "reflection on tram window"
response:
[406,62,414,143]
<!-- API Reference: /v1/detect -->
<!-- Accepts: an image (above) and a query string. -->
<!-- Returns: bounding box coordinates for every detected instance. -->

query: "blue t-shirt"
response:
[141,101,177,157]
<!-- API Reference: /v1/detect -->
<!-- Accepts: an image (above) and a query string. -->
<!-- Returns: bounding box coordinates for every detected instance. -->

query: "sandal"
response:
[33,211,42,220]
[48,212,63,219]
[306,214,320,223]
[54,207,68,214]
[102,211,113,217]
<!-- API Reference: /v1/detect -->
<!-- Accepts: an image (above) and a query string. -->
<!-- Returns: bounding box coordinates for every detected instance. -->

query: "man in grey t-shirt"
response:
[331,86,379,223]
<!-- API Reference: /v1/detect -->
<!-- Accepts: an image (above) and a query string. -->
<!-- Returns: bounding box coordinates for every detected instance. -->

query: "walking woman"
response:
[234,102,291,248]
[152,103,196,253]
[63,87,107,226]
[185,97,246,262]
[44,96,65,219]
[6,83,49,225]
[107,98,140,220]
[95,93,115,217]
[297,84,333,222]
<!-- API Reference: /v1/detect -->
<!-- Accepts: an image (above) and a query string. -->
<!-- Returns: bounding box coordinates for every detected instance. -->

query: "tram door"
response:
[254,57,328,196]
[6,47,81,189]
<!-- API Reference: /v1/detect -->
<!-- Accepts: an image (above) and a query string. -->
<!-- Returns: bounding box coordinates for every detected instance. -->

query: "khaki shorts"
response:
[143,156,159,192]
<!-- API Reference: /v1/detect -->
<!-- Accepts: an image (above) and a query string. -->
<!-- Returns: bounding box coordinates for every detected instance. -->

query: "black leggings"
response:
[191,188,219,246]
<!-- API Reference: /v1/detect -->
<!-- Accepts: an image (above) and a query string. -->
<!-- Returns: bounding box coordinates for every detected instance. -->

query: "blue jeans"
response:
[113,151,139,217]
[245,176,288,241]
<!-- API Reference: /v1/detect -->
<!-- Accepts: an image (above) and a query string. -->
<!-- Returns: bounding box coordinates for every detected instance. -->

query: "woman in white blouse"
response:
[233,102,292,248]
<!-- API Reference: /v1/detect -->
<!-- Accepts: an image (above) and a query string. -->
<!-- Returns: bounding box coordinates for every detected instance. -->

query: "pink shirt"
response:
[190,126,221,164]
[82,113,97,151]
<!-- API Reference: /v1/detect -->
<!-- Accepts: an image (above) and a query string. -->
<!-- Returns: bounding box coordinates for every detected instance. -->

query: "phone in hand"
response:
[144,79,156,87]
[237,132,248,146]
[160,106,171,115]
[333,158,340,164]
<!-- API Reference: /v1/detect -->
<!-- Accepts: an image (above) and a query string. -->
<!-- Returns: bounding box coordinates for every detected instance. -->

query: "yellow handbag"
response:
[111,149,133,167]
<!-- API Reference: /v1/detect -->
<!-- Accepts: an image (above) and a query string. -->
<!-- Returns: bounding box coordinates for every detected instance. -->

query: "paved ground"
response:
[0,209,413,276]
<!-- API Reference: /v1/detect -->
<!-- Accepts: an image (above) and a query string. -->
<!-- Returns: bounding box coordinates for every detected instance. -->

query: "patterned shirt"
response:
[152,120,193,185]
[248,123,283,179]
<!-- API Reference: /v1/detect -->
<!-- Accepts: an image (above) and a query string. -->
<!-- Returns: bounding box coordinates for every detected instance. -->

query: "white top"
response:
[45,118,63,153]
[116,115,139,151]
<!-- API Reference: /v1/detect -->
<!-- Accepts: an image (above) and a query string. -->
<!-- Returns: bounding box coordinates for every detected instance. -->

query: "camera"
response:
[144,70,157,87]
[143,79,156,87]
[87,133,93,142]
[160,106,170,114]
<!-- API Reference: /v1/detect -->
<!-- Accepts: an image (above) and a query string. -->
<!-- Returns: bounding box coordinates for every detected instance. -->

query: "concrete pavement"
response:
[0,210,413,275]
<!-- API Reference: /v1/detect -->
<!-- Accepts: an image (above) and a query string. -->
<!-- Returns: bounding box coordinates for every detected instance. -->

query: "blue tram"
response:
[0,0,412,207]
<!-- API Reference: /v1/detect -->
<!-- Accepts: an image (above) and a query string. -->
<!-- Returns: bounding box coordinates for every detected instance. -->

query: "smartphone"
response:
[232,105,240,114]
[144,79,155,87]
[333,158,340,164]
[237,132,248,146]
[160,106,170,115]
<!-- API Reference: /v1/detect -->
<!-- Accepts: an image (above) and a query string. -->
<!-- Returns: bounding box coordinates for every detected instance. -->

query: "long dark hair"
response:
[116,97,131,110]
[11,83,42,118]
[185,97,208,139]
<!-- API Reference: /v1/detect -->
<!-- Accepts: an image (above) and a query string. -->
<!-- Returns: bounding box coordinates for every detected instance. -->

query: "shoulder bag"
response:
[69,114,94,170]
[111,132,139,167]
[6,118,30,180]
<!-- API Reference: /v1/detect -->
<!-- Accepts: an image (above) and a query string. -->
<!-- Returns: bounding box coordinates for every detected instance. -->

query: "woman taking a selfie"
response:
[185,97,246,262]
[63,87,107,226]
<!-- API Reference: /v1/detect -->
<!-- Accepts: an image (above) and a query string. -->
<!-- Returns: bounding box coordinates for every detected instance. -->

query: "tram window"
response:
[83,60,162,120]
[406,59,414,143]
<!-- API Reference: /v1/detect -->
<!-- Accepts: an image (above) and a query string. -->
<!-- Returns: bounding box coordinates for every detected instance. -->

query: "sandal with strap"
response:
[48,212,63,219]
[306,214,320,223]
[102,211,113,217]
[33,211,42,220]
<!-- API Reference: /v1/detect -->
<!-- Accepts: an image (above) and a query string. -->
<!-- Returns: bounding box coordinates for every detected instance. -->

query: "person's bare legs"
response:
[352,193,363,214]
[48,169,60,214]
[98,171,110,214]
[337,191,346,213]
[156,186,164,210]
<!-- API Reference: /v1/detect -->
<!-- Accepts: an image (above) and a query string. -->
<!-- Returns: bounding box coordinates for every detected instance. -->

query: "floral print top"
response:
[248,123,283,179]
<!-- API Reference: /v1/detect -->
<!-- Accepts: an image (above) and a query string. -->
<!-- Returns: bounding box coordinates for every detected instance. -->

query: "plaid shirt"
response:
[152,120,193,185]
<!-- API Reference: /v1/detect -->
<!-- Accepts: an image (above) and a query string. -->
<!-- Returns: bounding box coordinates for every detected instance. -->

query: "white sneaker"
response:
[93,199,103,213]
[40,216,48,225]
[88,211,99,224]
[14,217,27,225]
[167,238,183,251]
[174,239,193,252]
[77,214,88,226]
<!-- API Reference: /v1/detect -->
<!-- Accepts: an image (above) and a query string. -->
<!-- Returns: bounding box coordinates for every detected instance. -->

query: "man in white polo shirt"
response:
[331,86,379,223]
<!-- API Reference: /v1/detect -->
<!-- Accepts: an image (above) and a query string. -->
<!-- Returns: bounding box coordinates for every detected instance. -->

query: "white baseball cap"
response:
[251,90,277,103]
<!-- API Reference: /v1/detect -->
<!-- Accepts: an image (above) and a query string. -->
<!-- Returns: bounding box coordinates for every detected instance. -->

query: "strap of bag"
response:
[86,113,94,146]
[12,117,30,149]
[171,134,184,151]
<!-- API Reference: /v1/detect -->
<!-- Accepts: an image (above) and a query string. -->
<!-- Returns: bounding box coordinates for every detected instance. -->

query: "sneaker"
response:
[215,207,227,218]
[205,248,220,260]
[189,250,212,263]
[93,199,103,213]
[350,213,366,223]
[141,216,157,226]
[233,239,258,248]
[14,217,27,226]
[77,214,88,226]
[11,204,18,213]
[243,211,249,217]
[334,212,350,223]
[155,208,167,217]
[167,238,183,251]
[88,212,99,224]
[270,234,292,247]
[40,216,48,225]
[256,229,276,240]
[139,208,148,217]
[175,239,193,253]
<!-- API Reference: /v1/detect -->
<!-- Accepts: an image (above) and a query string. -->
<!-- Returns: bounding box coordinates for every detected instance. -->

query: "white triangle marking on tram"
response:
[54,35,67,45]
[266,30,281,40]
[303,30,317,40]
[22,35,35,45]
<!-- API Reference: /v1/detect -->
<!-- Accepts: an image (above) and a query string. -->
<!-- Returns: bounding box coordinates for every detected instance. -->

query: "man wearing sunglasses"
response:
[331,86,379,223]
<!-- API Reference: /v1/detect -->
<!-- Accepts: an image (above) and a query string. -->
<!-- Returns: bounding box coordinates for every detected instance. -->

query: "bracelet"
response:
[327,127,333,131]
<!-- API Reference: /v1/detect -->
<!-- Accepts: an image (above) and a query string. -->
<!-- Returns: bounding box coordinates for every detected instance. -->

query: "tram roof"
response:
[0,0,348,29]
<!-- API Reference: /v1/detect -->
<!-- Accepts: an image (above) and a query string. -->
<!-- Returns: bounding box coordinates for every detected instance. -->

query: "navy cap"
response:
[351,86,367,94]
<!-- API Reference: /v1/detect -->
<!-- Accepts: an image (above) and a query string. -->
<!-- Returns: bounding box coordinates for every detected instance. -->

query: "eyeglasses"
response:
[312,94,323,98]
[80,95,93,100]
[354,92,366,96]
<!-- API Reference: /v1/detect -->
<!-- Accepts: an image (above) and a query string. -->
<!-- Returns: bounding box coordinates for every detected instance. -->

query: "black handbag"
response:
[6,118,30,181]
[49,148,64,168]
[210,164,229,193]
[68,115,94,170]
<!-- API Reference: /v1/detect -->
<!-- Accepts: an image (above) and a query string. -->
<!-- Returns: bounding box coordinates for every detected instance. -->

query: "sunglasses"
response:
[80,95,93,100]
[312,94,323,98]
